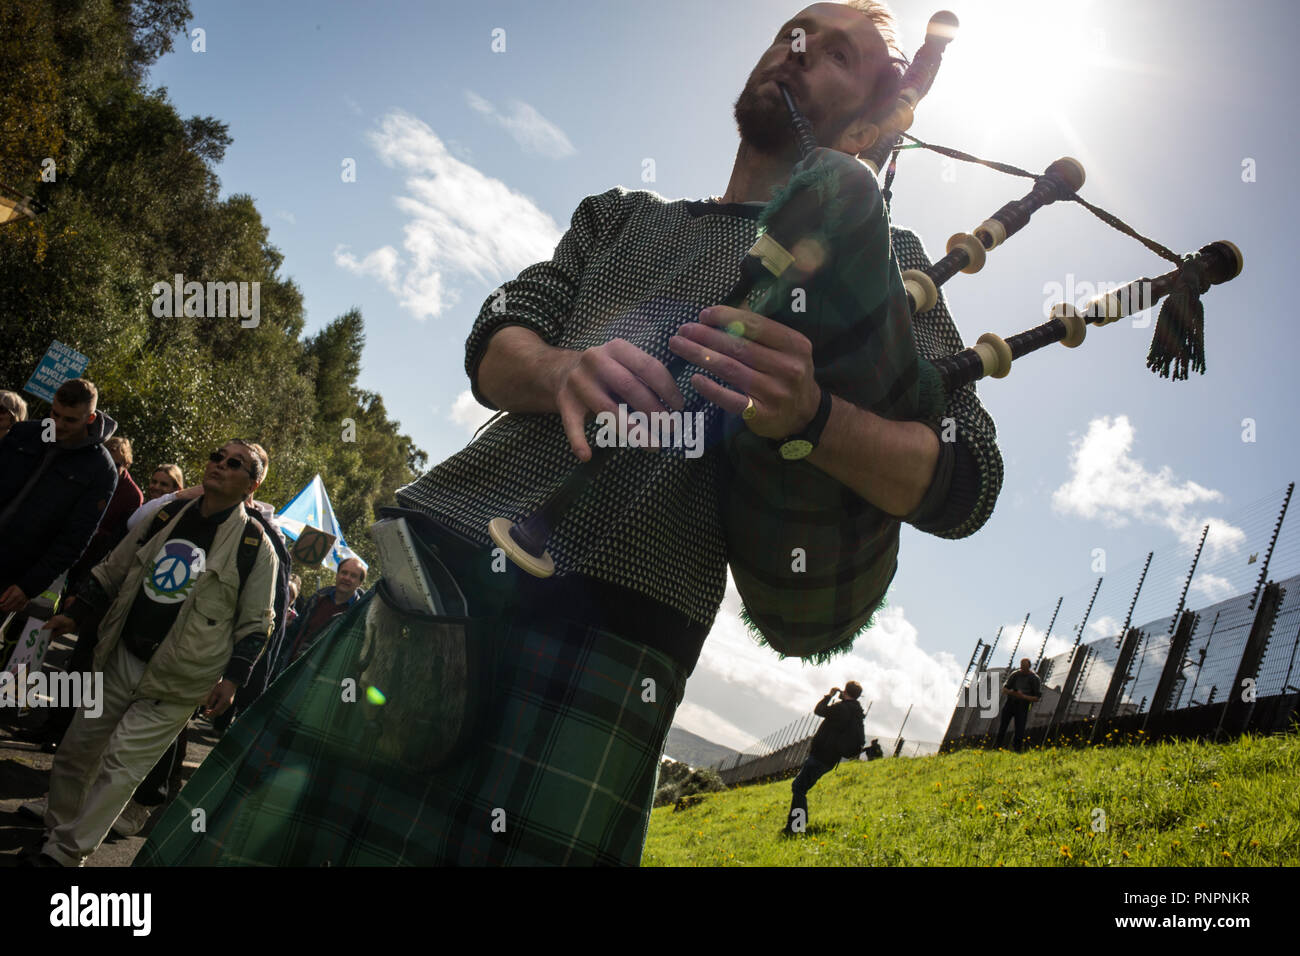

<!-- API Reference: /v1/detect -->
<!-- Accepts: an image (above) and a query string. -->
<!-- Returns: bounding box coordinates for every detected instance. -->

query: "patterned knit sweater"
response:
[396,188,1003,667]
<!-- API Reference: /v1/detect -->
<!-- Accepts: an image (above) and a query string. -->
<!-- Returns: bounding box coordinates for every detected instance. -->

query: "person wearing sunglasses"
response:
[20,439,279,867]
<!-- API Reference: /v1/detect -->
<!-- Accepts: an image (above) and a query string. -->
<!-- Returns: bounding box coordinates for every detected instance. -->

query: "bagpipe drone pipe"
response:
[488,10,1243,659]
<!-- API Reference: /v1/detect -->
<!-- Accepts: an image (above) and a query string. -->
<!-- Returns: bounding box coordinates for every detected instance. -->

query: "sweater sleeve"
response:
[891,226,1004,539]
[464,188,627,410]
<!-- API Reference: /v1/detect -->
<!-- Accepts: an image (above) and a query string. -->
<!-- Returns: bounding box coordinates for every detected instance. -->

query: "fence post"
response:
[1006,613,1031,670]
[1090,626,1143,743]
[1042,643,1088,746]
[943,642,982,748]
[893,704,912,756]
[1034,597,1063,672]
[1217,581,1285,739]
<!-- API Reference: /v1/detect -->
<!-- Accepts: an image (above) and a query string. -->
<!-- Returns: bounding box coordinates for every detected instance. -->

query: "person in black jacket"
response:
[996,659,1042,752]
[783,681,865,835]
[0,379,117,626]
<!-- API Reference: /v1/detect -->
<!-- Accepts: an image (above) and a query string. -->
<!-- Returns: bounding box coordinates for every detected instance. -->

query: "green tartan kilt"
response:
[134,589,688,866]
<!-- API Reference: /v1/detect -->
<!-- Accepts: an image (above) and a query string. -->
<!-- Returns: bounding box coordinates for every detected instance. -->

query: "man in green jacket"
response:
[21,439,279,867]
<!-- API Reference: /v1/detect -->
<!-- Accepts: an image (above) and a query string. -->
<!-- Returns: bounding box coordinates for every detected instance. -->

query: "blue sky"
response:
[148,0,1299,750]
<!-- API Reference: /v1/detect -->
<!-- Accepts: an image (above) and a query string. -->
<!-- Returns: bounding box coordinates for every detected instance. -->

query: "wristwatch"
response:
[775,386,832,460]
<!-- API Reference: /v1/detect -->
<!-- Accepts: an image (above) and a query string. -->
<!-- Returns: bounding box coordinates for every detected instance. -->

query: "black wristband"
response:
[801,386,833,444]
[775,387,832,460]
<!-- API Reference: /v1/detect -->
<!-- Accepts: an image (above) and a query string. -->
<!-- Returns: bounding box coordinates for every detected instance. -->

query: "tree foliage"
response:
[654,760,728,808]
[0,0,426,579]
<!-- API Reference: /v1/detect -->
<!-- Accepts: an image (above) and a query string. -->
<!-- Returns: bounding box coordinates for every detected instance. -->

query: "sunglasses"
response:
[209,450,257,480]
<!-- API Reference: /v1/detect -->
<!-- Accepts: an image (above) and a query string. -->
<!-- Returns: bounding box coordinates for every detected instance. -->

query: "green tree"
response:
[0,0,426,590]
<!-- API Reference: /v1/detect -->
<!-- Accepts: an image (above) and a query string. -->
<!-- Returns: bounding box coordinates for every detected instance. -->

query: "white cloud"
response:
[334,245,401,287]
[1190,572,1236,602]
[672,701,760,753]
[1002,616,1081,669]
[684,572,966,747]
[1086,614,1121,641]
[1042,633,1074,660]
[1052,415,1246,559]
[988,621,1064,669]
[448,389,498,435]
[274,209,296,225]
[335,110,562,320]
[465,90,576,159]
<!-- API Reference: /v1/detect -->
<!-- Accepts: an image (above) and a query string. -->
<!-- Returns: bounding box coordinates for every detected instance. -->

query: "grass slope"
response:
[642,734,1300,866]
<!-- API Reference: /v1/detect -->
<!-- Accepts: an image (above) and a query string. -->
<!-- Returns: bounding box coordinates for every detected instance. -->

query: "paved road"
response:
[1,633,222,868]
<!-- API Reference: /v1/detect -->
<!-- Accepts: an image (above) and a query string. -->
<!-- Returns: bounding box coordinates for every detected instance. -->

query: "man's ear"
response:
[837,118,879,157]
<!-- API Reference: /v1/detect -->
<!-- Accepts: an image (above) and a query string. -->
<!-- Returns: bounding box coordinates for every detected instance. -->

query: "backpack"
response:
[840,708,866,760]
[140,501,290,635]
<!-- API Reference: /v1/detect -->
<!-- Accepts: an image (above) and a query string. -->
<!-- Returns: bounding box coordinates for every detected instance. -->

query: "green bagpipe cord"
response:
[725,147,944,662]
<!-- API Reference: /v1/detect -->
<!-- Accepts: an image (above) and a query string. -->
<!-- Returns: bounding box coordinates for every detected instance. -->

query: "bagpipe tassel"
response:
[1146,257,1209,380]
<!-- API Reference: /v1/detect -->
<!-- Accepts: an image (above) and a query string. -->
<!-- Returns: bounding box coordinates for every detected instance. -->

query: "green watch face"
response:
[779,439,813,460]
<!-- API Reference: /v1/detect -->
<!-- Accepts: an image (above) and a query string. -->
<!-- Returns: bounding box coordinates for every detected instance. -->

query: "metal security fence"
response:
[711,707,940,788]
[944,483,1300,751]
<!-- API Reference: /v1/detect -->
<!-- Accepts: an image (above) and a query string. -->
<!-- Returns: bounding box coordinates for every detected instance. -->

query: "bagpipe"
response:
[486,11,1243,657]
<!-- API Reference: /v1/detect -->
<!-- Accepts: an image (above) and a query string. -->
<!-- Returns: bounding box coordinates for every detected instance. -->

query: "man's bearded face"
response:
[733,68,800,156]
[733,68,863,158]
[733,4,888,158]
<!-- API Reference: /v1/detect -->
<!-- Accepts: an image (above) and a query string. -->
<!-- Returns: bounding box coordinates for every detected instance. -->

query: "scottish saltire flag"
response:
[275,474,366,571]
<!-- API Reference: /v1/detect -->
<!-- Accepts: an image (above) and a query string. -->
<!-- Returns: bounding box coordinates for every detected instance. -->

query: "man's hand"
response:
[42,614,76,639]
[554,339,686,461]
[0,585,30,614]
[203,678,238,717]
[175,484,204,501]
[830,687,841,696]
[668,306,821,440]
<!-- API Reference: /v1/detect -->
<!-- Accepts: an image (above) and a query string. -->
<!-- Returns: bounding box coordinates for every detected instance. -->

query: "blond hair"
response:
[153,463,184,491]
[105,436,133,467]
[0,390,27,422]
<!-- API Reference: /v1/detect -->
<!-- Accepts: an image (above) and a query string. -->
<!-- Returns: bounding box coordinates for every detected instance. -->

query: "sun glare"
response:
[936,0,1113,146]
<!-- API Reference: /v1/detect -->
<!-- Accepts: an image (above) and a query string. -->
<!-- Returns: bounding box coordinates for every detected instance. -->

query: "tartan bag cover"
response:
[723,147,945,660]
[135,537,689,866]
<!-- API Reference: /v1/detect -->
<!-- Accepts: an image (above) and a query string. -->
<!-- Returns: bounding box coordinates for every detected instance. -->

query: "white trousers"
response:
[42,642,195,866]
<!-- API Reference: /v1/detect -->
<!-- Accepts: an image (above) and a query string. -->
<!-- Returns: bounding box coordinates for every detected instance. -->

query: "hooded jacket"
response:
[0,412,119,598]
[67,467,143,587]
